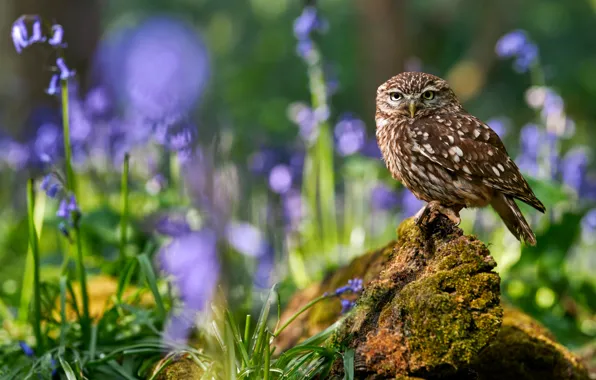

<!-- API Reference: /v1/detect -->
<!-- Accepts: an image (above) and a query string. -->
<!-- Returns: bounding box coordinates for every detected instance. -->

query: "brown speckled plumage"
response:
[375,72,545,245]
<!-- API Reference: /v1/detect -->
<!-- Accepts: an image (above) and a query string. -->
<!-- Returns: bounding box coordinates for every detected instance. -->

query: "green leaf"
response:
[250,284,278,363]
[524,176,570,206]
[137,254,166,320]
[343,349,354,380]
[58,356,78,380]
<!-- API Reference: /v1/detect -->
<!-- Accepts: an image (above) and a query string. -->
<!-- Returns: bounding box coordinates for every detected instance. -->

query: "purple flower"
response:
[541,89,564,118]
[85,87,111,117]
[519,123,542,158]
[0,139,30,170]
[486,118,508,139]
[334,116,366,156]
[401,189,424,217]
[581,209,596,236]
[495,30,528,58]
[561,148,589,193]
[340,299,355,314]
[296,39,314,60]
[283,190,304,230]
[19,341,35,357]
[371,184,401,210]
[11,17,29,53]
[56,199,69,218]
[225,222,268,258]
[46,74,60,95]
[495,30,538,73]
[117,16,210,123]
[160,229,219,312]
[11,15,46,53]
[360,139,383,159]
[269,164,293,194]
[56,57,75,80]
[48,24,64,47]
[34,123,61,163]
[67,195,79,212]
[249,149,281,175]
[155,215,191,237]
[334,278,364,296]
[293,6,328,40]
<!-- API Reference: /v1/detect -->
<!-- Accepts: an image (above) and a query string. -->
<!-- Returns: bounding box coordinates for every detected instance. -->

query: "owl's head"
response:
[376,72,462,121]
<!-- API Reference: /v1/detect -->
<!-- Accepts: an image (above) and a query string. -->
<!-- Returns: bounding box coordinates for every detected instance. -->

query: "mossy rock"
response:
[277,216,590,379]
[152,356,203,380]
[468,306,590,380]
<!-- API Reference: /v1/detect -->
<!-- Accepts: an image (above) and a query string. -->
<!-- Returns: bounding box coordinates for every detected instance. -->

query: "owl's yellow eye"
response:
[422,90,435,100]
[389,92,402,101]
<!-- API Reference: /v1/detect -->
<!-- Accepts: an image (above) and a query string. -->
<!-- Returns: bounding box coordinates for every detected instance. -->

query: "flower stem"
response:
[273,294,328,338]
[26,179,44,352]
[119,153,130,263]
[61,79,75,194]
[75,226,90,343]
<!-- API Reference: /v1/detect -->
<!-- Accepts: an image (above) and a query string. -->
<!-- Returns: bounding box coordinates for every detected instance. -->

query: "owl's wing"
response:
[410,114,545,212]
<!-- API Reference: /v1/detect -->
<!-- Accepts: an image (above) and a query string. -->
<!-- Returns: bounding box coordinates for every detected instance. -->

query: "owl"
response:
[375,72,545,246]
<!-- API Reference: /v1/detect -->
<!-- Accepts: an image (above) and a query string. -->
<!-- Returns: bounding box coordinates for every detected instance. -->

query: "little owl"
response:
[375,72,545,246]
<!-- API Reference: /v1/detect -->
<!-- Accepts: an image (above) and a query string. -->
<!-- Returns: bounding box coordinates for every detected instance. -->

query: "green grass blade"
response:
[59,276,68,346]
[58,356,78,380]
[250,285,278,361]
[26,179,44,352]
[225,310,250,367]
[343,349,354,380]
[116,258,138,303]
[119,152,130,263]
[137,254,166,320]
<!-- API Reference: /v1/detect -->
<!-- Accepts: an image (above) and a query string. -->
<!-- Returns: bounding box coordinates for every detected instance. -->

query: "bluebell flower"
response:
[11,16,29,53]
[401,189,424,217]
[296,39,315,60]
[48,24,64,47]
[561,148,589,193]
[19,341,35,357]
[45,74,60,95]
[58,221,71,239]
[34,123,61,163]
[225,222,268,258]
[67,195,79,212]
[11,15,46,53]
[581,209,596,234]
[360,139,383,159]
[340,299,355,314]
[495,30,538,73]
[47,183,61,198]
[160,229,219,313]
[155,215,191,237]
[542,89,564,117]
[334,278,364,295]
[113,16,210,124]
[269,164,293,194]
[293,6,328,40]
[486,118,509,139]
[283,190,304,231]
[55,57,75,80]
[0,139,30,170]
[495,30,528,58]
[334,115,366,156]
[249,149,281,175]
[56,199,69,219]
[371,184,401,210]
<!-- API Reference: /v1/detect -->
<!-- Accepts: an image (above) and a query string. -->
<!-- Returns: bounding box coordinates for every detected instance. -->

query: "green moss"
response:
[155,357,203,380]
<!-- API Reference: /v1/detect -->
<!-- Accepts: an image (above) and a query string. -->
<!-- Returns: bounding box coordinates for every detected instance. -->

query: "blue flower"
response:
[48,24,64,47]
[371,184,401,210]
[340,299,355,314]
[19,341,35,357]
[55,57,75,80]
[495,30,538,73]
[282,190,304,231]
[155,215,192,237]
[225,222,268,258]
[159,229,219,312]
[269,164,293,194]
[45,74,60,95]
[334,115,366,156]
[11,15,46,53]
[581,209,596,236]
[486,118,509,139]
[34,123,61,163]
[293,6,328,40]
[495,30,528,58]
[401,189,424,217]
[334,278,364,296]
[561,148,589,193]
[113,16,210,124]
[56,199,69,219]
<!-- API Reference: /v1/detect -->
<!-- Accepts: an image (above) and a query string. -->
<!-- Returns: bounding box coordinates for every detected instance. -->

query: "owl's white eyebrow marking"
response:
[421,86,440,93]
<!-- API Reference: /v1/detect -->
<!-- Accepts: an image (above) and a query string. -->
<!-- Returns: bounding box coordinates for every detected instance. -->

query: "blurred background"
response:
[0,0,595,361]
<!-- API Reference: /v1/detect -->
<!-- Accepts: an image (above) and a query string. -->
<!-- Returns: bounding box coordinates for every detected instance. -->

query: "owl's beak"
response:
[409,101,417,118]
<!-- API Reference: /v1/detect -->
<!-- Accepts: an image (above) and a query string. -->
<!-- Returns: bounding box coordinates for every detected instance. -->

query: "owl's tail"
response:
[491,193,537,246]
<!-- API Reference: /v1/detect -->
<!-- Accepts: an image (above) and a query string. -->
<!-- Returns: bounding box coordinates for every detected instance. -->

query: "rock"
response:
[471,306,590,380]
[276,216,590,379]
[152,355,203,380]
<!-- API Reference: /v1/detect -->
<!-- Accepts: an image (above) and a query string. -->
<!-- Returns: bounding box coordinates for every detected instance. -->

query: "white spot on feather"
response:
[492,166,501,176]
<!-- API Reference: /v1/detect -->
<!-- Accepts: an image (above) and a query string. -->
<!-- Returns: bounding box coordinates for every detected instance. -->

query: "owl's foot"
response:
[415,201,461,227]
